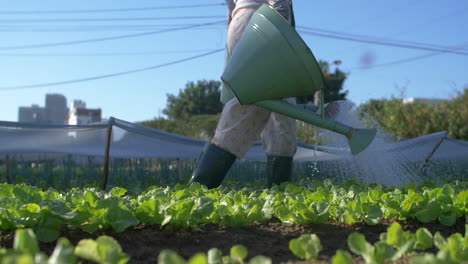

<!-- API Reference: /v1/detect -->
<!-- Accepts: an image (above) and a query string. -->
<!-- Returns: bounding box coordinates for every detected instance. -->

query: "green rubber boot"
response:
[267,155,293,187]
[188,143,237,189]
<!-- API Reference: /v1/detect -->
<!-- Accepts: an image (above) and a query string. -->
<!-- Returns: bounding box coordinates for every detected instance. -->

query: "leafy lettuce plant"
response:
[0,228,129,264]
[157,245,272,264]
[289,234,322,260]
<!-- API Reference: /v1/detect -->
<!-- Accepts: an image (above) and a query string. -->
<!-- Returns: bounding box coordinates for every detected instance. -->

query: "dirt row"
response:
[0,218,465,263]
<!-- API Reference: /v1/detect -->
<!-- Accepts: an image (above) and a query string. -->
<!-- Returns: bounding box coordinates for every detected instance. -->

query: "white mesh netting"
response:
[0,116,466,187]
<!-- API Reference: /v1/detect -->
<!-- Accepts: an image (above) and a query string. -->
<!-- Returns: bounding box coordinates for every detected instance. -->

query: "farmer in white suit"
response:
[188,0,297,188]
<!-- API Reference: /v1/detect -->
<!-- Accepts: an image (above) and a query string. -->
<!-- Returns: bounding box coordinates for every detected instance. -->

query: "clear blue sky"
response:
[0,0,467,123]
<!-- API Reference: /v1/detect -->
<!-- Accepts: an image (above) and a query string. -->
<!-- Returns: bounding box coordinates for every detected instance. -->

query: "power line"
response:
[0,49,218,57]
[0,20,226,51]
[0,16,226,23]
[298,26,468,52]
[329,6,468,57]
[0,24,221,32]
[0,3,226,15]
[351,43,468,71]
[0,48,224,91]
[298,28,468,56]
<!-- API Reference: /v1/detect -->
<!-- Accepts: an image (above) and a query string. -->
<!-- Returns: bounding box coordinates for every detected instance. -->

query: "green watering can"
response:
[221,4,376,155]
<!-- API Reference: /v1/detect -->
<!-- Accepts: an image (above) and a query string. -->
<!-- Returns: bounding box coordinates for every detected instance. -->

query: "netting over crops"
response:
[0,116,466,189]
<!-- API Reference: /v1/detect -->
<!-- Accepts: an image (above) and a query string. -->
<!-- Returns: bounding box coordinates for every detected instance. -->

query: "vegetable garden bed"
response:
[1,219,465,263]
[0,179,466,263]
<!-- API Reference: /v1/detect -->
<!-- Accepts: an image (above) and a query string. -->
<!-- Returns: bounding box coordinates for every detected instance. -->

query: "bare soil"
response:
[0,218,465,264]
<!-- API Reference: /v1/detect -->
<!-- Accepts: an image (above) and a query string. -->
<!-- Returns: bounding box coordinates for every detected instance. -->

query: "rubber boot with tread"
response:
[267,155,293,187]
[188,143,236,189]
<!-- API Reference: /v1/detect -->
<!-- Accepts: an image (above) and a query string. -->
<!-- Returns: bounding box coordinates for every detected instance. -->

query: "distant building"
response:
[18,94,68,124]
[46,94,68,124]
[18,104,46,123]
[68,100,102,125]
[402,97,448,105]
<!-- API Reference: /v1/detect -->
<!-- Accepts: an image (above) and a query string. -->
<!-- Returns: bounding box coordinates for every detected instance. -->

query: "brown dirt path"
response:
[0,218,465,263]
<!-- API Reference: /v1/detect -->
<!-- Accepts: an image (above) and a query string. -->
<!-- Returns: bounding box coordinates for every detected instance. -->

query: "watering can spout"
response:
[347,128,377,155]
[254,100,376,155]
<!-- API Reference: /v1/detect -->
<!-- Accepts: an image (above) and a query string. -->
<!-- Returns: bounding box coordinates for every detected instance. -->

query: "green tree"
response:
[296,60,348,104]
[140,114,220,140]
[358,88,468,140]
[163,80,223,120]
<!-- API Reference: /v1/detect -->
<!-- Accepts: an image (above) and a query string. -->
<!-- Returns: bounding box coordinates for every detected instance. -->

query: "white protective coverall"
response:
[212,0,297,159]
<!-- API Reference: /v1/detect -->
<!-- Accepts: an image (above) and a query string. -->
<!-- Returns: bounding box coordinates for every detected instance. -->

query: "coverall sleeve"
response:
[225,0,235,23]
[267,0,291,20]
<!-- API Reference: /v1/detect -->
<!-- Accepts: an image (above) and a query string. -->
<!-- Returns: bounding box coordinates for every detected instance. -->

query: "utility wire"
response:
[0,49,218,57]
[0,48,224,91]
[0,20,226,51]
[0,3,226,15]
[298,25,468,52]
[351,43,468,71]
[331,6,468,56]
[298,29,468,56]
[0,16,226,23]
[0,24,220,32]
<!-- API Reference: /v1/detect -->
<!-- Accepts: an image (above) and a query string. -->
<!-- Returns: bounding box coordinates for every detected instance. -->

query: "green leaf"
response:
[85,191,100,208]
[48,238,77,264]
[248,256,272,264]
[96,236,130,264]
[368,190,384,203]
[19,203,41,215]
[285,183,302,194]
[81,208,108,233]
[192,197,215,223]
[373,241,396,263]
[364,204,382,225]
[207,248,223,264]
[106,203,139,232]
[454,191,468,212]
[391,242,414,261]
[415,201,442,223]
[446,233,468,261]
[434,232,447,249]
[386,222,406,247]
[401,191,425,213]
[415,228,433,250]
[163,198,195,228]
[2,254,35,264]
[13,229,39,255]
[289,234,322,260]
[188,253,208,264]
[34,252,49,264]
[410,253,444,264]
[135,199,163,225]
[34,209,64,243]
[439,212,457,226]
[158,250,187,264]
[436,249,458,264]
[13,186,42,204]
[230,245,248,260]
[39,200,68,215]
[74,239,101,263]
[347,232,373,256]
[274,205,293,223]
[110,188,127,197]
[331,250,353,264]
[75,236,130,264]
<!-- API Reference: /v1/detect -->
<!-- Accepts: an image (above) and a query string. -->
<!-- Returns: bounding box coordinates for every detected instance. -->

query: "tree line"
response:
[140,62,467,143]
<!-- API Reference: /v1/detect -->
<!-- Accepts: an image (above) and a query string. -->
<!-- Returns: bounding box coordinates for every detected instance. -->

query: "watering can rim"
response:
[256,4,325,89]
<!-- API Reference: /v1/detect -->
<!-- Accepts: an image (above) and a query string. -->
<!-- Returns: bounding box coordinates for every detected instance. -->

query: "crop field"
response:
[0,178,466,264]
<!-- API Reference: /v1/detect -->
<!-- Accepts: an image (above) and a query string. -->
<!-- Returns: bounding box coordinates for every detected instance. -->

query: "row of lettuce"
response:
[2,222,467,264]
[0,180,466,243]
